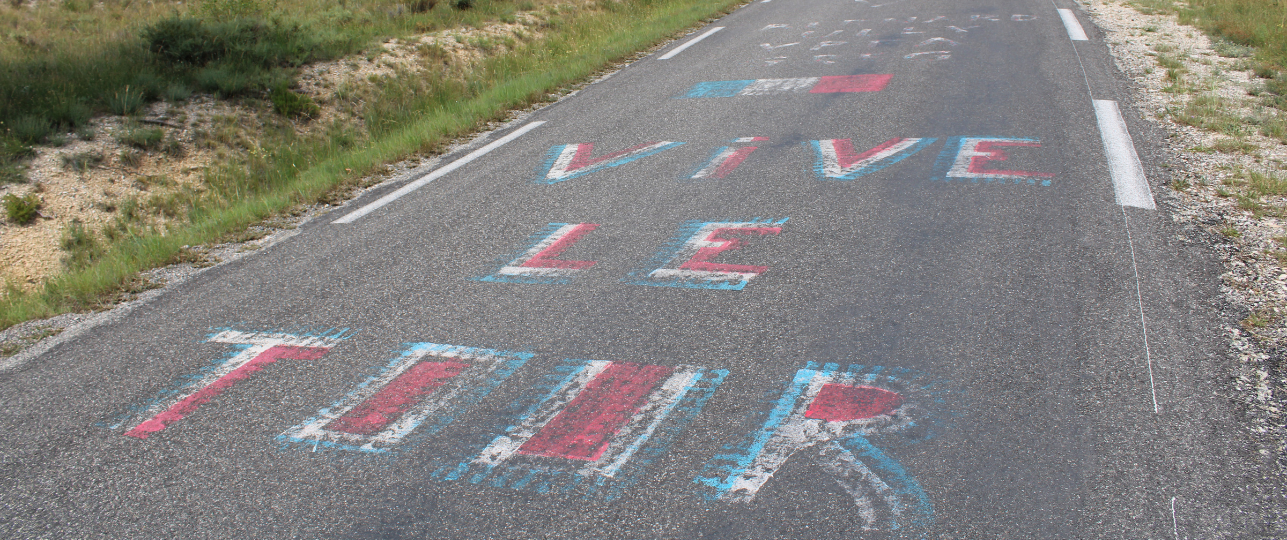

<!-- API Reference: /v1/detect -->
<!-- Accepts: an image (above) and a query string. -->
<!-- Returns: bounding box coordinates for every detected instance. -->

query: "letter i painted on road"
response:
[808,137,936,180]
[625,219,787,290]
[435,359,726,500]
[475,223,600,284]
[108,328,352,439]
[932,137,1056,185]
[695,363,945,532]
[687,137,767,180]
[535,141,685,184]
[279,343,529,454]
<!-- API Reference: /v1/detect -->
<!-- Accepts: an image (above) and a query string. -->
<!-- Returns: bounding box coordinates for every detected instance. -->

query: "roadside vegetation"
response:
[0,0,746,329]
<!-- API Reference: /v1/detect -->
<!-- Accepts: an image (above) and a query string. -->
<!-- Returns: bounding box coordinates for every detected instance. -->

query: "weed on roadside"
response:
[3,193,41,225]
[59,151,104,173]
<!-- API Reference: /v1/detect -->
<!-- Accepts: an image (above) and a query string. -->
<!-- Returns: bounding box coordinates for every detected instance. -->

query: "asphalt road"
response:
[0,0,1272,537]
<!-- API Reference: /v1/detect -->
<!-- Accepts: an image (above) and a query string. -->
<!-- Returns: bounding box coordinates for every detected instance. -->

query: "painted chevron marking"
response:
[626,219,787,290]
[809,137,937,180]
[279,343,529,454]
[477,223,600,284]
[677,75,892,98]
[535,142,684,184]
[111,328,352,439]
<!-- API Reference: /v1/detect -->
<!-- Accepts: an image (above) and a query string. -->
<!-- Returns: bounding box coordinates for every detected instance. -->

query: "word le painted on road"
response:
[476,223,600,284]
[696,363,939,531]
[535,141,684,184]
[677,75,892,99]
[625,219,787,290]
[932,137,1056,185]
[435,359,726,500]
[108,328,351,439]
[279,343,529,453]
[687,137,767,180]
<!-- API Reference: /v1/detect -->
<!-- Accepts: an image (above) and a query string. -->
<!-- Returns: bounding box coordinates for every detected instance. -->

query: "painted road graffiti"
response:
[932,137,1056,185]
[534,141,684,184]
[676,75,892,98]
[476,223,600,284]
[108,328,351,439]
[434,359,727,500]
[695,363,943,531]
[810,137,937,180]
[687,137,767,180]
[280,343,529,454]
[625,219,788,290]
[757,14,1040,65]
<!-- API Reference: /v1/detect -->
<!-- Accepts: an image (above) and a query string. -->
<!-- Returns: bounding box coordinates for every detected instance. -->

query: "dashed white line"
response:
[332,121,545,224]
[1093,99,1156,209]
[1058,8,1089,41]
[659,27,724,60]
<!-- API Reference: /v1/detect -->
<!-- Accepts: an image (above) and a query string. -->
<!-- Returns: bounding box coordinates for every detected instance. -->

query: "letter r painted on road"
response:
[109,328,352,439]
[626,219,787,290]
[476,223,601,284]
[932,137,1056,185]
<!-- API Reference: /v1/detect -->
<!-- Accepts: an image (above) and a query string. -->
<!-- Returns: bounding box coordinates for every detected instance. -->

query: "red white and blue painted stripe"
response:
[687,137,767,180]
[108,328,352,439]
[279,343,529,454]
[626,218,787,290]
[932,136,1057,185]
[677,74,892,98]
[535,141,685,184]
[696,363,941,532]
[809,137,937,180]
[476,223,600,284]
[437,359,726,499]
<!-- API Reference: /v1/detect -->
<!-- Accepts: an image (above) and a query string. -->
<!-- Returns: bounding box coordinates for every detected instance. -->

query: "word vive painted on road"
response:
[676,75,892,98]
[687,137,767,180]
[108,328,352,439]
[535,141,684,184]
[280,343,529,454]
[696,363,944,532]
[476,223,600,284]
[932,137,1056,185]
[809,137,937,180]
[435,359,727,500]
[625,219,788,290]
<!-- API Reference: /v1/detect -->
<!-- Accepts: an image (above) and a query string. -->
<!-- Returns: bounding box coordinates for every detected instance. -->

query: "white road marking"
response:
[659,27,724,60]
[1058,8,1089,41]
[332,121,544,224]
[1093,100,1155,209]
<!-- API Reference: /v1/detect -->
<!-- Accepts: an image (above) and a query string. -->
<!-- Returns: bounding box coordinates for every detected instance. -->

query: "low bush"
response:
[271,84,320,119]
[108,86,146,116]
[3,193,41,225]
[117,126,165,150]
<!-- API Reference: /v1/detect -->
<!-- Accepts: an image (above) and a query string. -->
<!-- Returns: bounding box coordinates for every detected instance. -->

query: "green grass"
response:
[3,193,40,225]
[0,0,749,327]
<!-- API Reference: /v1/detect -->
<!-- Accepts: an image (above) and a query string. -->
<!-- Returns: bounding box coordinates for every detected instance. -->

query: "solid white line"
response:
[1058,8,1089,41]
[659,27,724,60]
[1094,100,1155,209]
[1171,496,1179,540]
[332,121,545,224]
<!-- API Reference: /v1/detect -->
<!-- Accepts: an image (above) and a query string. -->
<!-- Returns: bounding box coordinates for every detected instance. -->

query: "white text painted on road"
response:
[332,121,545,224]
[1058,9,1089,41]
[1093,100,1155,209]
[659,27,724,60]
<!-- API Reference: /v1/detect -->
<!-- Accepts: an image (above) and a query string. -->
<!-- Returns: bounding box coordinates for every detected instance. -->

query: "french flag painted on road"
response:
[279,343,529,454]
[476,223,600,284]
[535,141,685,184]
[626,219,787,291]
[677,74,892,98]
[809,137,937,180]
[109,328,352,439]
[438,359,726,500]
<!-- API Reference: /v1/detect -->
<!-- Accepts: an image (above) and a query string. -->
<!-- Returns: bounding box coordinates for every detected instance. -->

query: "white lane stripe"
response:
[659,27,724,60]
[1093,100,1155,209]
[332,121,545,224]
[1058,9,1089,41]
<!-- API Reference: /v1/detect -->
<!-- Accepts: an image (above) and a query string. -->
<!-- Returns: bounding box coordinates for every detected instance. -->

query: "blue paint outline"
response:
[472,223,587,285]
[931,136,1054,186]
[533,142,686,184]
[623,218,788,291]
[808,137,937,180]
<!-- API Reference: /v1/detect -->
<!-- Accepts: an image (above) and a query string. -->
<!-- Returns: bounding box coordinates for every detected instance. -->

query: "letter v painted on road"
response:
[535,142,685,184]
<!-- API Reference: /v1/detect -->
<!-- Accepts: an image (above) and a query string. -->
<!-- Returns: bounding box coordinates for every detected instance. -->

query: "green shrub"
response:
[163,84,193,103]
[453,0,473,9]
[108,86,146,116]
[60,151,104,172]
[3,193,41,225]
[117,126,165,150]
[271,85,320,119]
[10,116,53,144]
[59,219,101,269]
[119,149,144,168]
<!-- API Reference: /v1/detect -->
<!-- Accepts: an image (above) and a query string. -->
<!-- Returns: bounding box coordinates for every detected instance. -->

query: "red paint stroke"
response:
[567,142,668,172]
[522,223,600,270]
[969,140,1055,178]
[712,147,759,179]
[519,362,672,461]
[680,227,782,274]
[325,360,468,436]
[125,345,330,439]
[809,74,893,93]
[805,384,903,422]
[829,137,906,170]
